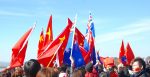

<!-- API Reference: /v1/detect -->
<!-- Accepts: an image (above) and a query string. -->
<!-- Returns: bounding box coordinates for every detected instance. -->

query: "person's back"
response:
[24,59,41,77]
[72,69,83,77]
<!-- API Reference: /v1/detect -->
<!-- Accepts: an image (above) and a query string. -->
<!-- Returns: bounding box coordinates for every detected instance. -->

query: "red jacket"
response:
[110,71,118,77]
[85,72,94,77]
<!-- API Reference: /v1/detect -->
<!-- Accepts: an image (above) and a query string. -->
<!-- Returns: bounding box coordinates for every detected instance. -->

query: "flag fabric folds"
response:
[83,13,96,65]
[79,46,87,58]
[75,28,85,47]
[63,31,74,66]
[119,40,127,65]
[125,43,135,65]
[44,15,53,46]
[84,33,95,64]
[10,41,28,68]
[38,18,73,67]
[119,41,135,65]
[10,25,35,68]
[86,13,95,38]
[37,29,45,58]
[63,27,85,66]
[72,42,85,68]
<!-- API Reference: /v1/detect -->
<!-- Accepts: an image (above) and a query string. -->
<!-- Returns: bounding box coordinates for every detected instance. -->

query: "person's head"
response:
[14,67,23,76]
[36,67,51,77]
[145,56,150,67]
[132,57,146,73]
[60,64,67,72]
[72,69,83,77]
[118,63,124,72]
[85,62,93,73]
[24,59,41,77]
[97,64,104,73]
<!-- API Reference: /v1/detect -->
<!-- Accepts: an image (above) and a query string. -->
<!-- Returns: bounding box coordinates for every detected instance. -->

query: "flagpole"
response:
[70,14,77,56]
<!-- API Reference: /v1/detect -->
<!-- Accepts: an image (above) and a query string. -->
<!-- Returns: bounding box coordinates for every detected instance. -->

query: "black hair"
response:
[24,59,41,77]
[133,57,146,69]
[85,62,93,72]
[60,64,67,72]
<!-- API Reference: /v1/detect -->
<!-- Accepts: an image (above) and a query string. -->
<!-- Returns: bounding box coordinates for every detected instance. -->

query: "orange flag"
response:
[44,15,53,46]
[125,43,135,65]
[37,29,45,58]
[38,18,73,67]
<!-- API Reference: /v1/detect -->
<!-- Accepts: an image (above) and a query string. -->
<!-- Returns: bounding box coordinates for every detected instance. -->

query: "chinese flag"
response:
[37,29,45,58]
[38,18,73,67]
[10,25,35,67]
[10,41,28,68]
[44,15,53,46]
[37,42,62,67]
[125,43,135,65]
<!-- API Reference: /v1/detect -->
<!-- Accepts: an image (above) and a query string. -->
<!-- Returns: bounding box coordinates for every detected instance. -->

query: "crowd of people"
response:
[1,56,150,77]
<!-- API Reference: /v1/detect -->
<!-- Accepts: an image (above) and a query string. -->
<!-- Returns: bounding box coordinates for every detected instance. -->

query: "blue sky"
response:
[0,0,150,62]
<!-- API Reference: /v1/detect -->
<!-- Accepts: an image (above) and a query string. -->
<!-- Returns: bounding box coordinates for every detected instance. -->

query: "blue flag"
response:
[72,42,85,68]
[63,31,74,66]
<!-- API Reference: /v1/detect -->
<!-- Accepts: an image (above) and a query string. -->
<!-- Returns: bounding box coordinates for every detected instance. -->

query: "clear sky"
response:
[0,0,150,62]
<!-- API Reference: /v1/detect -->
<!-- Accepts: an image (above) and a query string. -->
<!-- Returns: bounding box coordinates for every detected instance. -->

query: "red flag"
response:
[10,41,28,68]
[125,43,135,65]
[37,29,45,58]
[38,42,62,67]
[75,28,85,47]
[44,15,53,46]
[79,46,87,58]
[10,25,35,67]
[119,40,127,65]
[119,41,125,59]
[38,18,73,67]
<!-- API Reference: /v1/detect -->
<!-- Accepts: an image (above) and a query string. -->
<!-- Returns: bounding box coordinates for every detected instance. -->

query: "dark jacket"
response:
[118,68,130,77]
[130,69,150,77]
